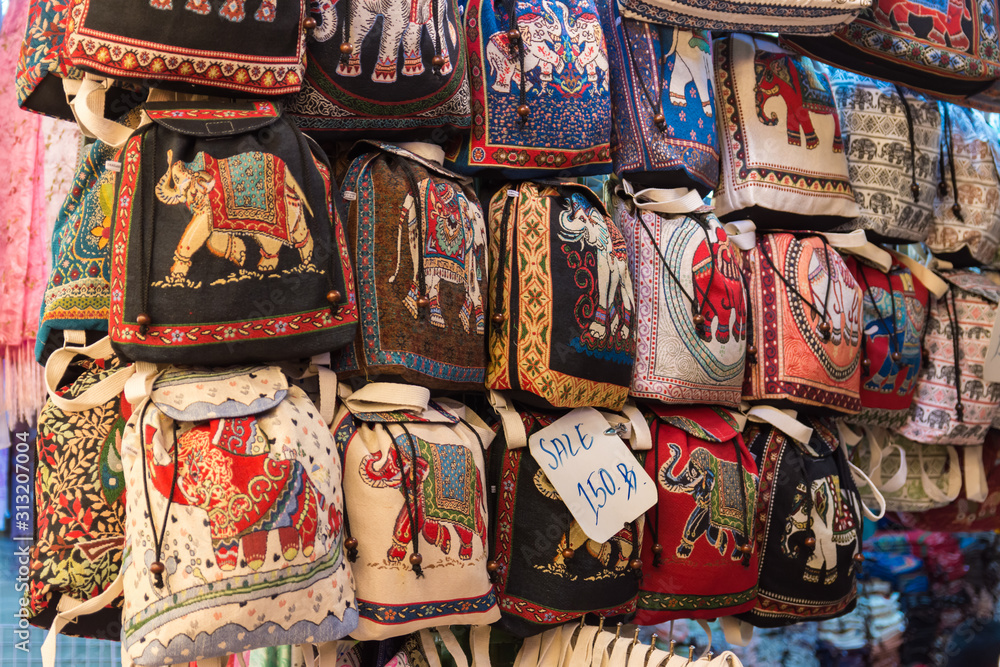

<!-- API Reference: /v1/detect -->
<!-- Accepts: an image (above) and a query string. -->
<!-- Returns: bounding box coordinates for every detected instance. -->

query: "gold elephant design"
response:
[155,150,315,286]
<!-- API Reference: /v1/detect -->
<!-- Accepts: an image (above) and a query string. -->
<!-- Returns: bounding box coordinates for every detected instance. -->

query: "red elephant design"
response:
[145,415,335,571]
[753,51,843,153]
[690,227,746,344]
[361,436,485,562]
[873,0,971,51]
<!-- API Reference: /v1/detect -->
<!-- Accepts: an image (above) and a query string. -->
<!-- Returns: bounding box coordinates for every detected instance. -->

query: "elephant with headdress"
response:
[754,50,843,152]
[781,475,859,585]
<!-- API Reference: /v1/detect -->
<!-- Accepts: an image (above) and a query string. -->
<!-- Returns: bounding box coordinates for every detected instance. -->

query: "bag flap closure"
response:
[145,101,282,136]
[350,399,459,425]
[351,140,473,185]
[151,366,287,421]
[646,405,741,443]
[941,269,1000,304]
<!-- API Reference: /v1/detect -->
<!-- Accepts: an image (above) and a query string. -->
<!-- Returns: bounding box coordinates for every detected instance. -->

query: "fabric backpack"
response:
[108,100,357,366]
[842,255,935,430]
[925,104,1000,266]
[445,0,612,177]
[331,383,498,640]
[742,233,864,415]
[612,182,750,408]
[897,270,1000,447]
[635,404,759,624]
[601,3,719,194]
[120,364,356,664]
[712,34,859,229]
[30,338,132,645]
[617,0,868,34]
[63,0,307,96]
[827,71,943,244]
[286,0,470,144]
[487,181,636,410]
[781,0,1000,99]
[486,400,642,637]
[331,142,487,390]
[740,413,881,627]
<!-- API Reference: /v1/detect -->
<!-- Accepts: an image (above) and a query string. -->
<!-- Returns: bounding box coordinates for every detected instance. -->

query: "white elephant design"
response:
[558,193,634,347]
[485,0,566,93]
[664,29,712,117]
[314,0,454,82]
[389,179,486,334]
[782,475,859,585]
[567,8,607,84]
[154,150,314,286]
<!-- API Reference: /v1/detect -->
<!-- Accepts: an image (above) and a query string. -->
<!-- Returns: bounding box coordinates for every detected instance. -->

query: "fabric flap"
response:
[145,101,281,136]
[350,400,459,425]
[645,405,741,443]
[941,270,1000,304]
[151,365,287,421]
[350,140,473,185]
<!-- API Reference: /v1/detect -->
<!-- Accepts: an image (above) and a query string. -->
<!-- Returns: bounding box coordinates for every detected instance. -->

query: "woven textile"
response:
[828,70,942,244]
[617,0,868,34]
[713,34,859,229]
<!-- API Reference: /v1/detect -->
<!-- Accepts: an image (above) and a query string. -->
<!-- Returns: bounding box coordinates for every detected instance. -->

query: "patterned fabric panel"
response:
[713,34,859,227]
[617,0,867,33]
[827,70,942,244]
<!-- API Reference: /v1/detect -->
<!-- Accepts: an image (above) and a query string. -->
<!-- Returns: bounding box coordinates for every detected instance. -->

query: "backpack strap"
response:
[847,462,887,521]
[44,336,134,413]
[590,626,616,667]
[963,445,988,503]
[917,444,962,505]
[887,250,950,298]
[615,179,706,215]
[41,570,124,667]
[745,405,812,444]
[343,382,430,414]
[722,220,757,251]
[69,74,140,147]
[489,390,528,449]
[821,230,892,272]
[471,625,493,667]
[720,616,754,647]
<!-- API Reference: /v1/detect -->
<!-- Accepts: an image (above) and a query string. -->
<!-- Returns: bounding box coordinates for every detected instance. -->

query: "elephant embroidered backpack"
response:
[108,100,358,366]
[445,0,612,177]
[712,34,859,229]
[925,104,1000,267]
[121,365,357,665]
[601,1,719,194]
[635,404,759,624]
[742,233,865,415]
[487,181,636,411]
[826,71,943,244]
[331,142,487,390]
[740,415,876,627]
[486,403,642,637]
[63,0,307,96]
[612,182,749,407]
[286,0,471,144]
[843,256,932,430]
[897,270,1000,447]
[331,383,500,640]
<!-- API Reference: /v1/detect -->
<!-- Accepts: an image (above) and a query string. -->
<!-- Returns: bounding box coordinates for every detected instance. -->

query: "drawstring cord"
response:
[745,282,757,364]
[431,0,445,75]
[504,0,529,125]
[946,289,965,423]
[733,439,752,567]
[831,439,866,575]
[857,269,901,372]
[940,105,964,221]
[893,84,920,202]
[623,21,668,132]
[649,419,663,568]
[759,235,835,341]
[339,0,353,63]
[137,129,157,336]
[397,423,425,578]
[491,189,518,330]
[138,399,178,589]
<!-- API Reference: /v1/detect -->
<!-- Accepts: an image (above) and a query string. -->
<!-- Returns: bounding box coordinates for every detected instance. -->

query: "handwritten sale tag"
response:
[528,407,657,543]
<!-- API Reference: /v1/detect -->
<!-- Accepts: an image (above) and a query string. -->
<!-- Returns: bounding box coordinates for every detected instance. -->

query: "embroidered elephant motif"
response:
[326,0,453,82]
[690,226,745,344]
[848,137,877,161]
[781,475,859,585]
[558,193,635,352]
[486,0,567,94]
[805,247,862,347]
[862,285,925,396]
[658,444,755,560]
[389,179,486,334]
[145,415,332,571]
[754,51,843,152]
[149,0,277,22]
[662,29,712,117]
[360,435,485,562]
[155,150,315,286]
[873,0,971,51]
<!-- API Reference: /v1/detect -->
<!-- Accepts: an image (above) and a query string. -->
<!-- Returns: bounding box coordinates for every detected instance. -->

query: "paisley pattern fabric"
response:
[827,70,942,244]
[614,196,746,407]
[446,0,612,177]
[122,368,357,665]
[713,34,859,229]
[897,270,1000,447]
[742,233,864,415]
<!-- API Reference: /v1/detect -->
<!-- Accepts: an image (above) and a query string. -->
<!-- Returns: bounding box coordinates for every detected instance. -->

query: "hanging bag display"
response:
[63,0,308,96]
[827,71,942,245]
[712,34,859,229]
[635,404,759,623]
[286,0,470,144]
[601,2,719,194]
[897,270,1000,447]
[925,104,1000,266]
[742,233,864,415]
[108,100,358,365]
[617,0,869,34]
[332,383,499,640]
[612,181,750,408]
[332,142,487,390]
[487,181,636,411]
[445,0,612,177]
